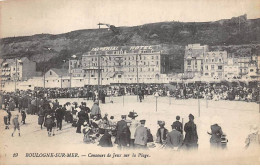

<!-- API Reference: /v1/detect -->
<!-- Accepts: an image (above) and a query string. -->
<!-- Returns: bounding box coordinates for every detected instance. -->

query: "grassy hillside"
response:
[0,14,259,73]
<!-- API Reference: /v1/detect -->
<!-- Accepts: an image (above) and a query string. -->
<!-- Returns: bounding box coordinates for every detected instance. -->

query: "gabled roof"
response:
[49,68,69,76]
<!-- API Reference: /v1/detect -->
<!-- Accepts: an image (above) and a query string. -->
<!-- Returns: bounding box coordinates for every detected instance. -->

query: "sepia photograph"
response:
[0,0,259,165]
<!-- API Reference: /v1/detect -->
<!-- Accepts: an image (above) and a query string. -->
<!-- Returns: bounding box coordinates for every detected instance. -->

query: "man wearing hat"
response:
[166,123,183,150]
[55,105,64,131]
[156,121,168,145]
[134,120,148,149]
[128,111,140,148]
[172,116,183,134]
[116,115,130,148]
[183,114,198,150]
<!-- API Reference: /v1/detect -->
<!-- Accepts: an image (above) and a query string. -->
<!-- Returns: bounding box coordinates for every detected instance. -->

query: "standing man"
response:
[76,107,88,133]
[183,114,198,150]
[134,120,148,149]
[11,114,20,137]
[56,105,64,131]
[116,115,129,148]
[166,123,183,150]
[128,111,140,148]
[171,116,183,134]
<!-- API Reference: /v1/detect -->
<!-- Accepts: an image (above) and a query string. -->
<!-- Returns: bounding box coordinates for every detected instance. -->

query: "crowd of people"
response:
[2,96,259,150]
[1,82,259,111]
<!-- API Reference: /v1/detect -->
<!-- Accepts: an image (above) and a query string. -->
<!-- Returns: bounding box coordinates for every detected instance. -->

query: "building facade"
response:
[223,57,239,79]
[1,57,37,88]
[237,56,251,76]
[184,44,209,78]
[203,51,228,79]
[69,59,83,77]
[81,45,162,84]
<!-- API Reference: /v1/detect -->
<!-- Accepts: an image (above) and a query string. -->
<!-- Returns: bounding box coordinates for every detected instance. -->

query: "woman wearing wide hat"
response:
[128,111,139,148]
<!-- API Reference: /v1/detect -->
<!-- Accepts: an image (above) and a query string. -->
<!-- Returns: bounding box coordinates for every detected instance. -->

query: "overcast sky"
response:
[0,0,259,38]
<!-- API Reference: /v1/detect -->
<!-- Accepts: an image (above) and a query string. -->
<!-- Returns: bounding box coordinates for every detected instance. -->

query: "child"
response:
[11,114,20,137]
[21,110,26,124]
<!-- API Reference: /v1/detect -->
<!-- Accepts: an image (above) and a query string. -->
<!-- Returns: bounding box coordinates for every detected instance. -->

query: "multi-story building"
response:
[69,59,83,77]
[252,55,260,71]
[81,45,162,84]
[238,56,251,76]
[184,44,209,78]
[203,51,227,79]
[1,57,36,82]
[223,57,239,79]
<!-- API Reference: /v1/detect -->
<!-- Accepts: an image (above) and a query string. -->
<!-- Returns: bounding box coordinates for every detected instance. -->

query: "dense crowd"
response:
[1,82,259,109]
[2,96,259,151]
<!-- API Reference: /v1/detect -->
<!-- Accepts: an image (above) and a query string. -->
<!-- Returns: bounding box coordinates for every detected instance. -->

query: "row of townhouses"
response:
[1,44,259,90]
[184,44,259,80]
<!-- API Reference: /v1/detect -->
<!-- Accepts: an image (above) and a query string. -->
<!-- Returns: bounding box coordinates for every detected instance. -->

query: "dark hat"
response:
[158,120,165,126]
[176,115,180,120]
[128,111,138,118]
[189,114,194,119]
[121,115,126,119]
[110,116,114,120]
[140,120,146,124]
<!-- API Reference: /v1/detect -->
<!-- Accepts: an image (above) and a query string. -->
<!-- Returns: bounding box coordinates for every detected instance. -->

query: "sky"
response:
[0,0,259,38]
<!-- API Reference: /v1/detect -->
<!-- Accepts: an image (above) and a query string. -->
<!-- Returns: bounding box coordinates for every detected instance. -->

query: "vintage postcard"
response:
[0,0,260,165]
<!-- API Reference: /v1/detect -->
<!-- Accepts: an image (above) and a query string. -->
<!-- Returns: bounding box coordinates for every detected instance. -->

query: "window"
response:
[250,69,254,72]
[212,59,214,62]
[205,65,208,70]
[205,73,209,76]
[211,65,214,69]
[156,56,158,59]
[144,62,146,65]
[218,66,222,70]
[50,71,52,75]
[152,68,154,71]
[133,68,135,72]
[152,56,154,60]
[187,60,191,65]
[219,59,222,62]
[156,61,159,65]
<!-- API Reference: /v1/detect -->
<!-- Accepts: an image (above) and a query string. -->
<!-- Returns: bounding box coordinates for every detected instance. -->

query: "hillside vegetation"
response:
[0,14,259,73]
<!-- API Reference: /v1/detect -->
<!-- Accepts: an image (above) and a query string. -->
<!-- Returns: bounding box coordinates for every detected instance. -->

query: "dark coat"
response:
[55,108,64,121]
[99,132,113,147]
[116,120,129,146]
[184,121,198,146]
[172,121,183,134]
[156,128,168,144]
[77,111,88,124]
[45,117,53,127]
